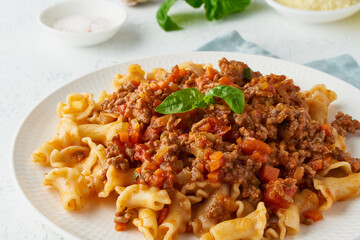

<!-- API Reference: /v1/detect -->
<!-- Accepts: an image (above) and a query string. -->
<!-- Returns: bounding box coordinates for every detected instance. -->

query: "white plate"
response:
[12,52,360,240]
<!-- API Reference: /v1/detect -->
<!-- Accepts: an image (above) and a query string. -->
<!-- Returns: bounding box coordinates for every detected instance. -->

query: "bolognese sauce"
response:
[101,58,360,224]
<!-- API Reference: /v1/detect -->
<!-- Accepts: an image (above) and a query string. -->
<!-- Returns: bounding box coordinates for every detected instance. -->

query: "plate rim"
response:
[11,51,360,240]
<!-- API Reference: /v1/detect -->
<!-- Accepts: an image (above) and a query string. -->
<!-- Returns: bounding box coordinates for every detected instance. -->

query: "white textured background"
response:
[0,0,360,239]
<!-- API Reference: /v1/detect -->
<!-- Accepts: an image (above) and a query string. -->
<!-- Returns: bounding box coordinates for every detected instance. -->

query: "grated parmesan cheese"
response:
[275,0,360,10]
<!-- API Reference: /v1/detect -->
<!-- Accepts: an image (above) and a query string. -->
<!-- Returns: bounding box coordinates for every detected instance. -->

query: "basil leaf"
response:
[203,94,215,105]
[155,85,245,115]
[134,172,139,180]
[194,94,215,109]
[194,99,207,109]
[157,0,250,31]
[204,0,251,21]
[155,88,204,114]
[185,0,204,8]
[243,67,252,80]
[206,85,245,114]
[156,0,182,31]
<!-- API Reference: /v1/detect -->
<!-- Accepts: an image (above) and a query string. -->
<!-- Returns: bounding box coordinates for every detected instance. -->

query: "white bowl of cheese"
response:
[264,0,360,23]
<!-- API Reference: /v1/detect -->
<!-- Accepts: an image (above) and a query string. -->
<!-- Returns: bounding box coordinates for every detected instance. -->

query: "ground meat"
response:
[219,57,261,86]
[204,104,231,123]
[114,209,137,224]
[331,111,360,136]
[105,141,129,171]
[207,194,238,223]
[207,200,224,222]
[73,151,87,162]
[101,81,137,111]
[133,98,152,124]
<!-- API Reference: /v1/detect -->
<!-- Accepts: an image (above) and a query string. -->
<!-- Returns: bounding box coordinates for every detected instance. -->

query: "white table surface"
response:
[1,0,360,239]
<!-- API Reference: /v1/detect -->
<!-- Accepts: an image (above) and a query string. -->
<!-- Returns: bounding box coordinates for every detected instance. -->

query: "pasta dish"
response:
[32,58,360,240]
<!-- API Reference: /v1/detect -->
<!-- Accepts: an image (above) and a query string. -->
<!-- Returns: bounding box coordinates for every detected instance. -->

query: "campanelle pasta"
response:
[33,58,360,240]
[159,190,191,240]
[116,184,171,212]
[133,208,159,240]
[43,167,90,211]
[57,92,96,123]
[200,202,267,240]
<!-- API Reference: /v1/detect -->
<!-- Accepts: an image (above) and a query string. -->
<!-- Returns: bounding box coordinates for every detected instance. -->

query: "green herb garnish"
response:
[156,0,182,32]
[134,172,140,180]
[155,85,245,114]
[156,0,251,31]
[242,67,252,80]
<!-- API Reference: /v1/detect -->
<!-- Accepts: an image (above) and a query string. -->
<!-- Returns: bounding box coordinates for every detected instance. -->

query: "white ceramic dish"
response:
[39,0,127,46]
[264,0,360,23]
[12,52,360,240]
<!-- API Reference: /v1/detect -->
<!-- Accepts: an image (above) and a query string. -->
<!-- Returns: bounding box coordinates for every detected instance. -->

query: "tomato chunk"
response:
[263,179,297,210]
[143,160,159,170]
[303,211,323,222]
[134,144,151,162]
[284,186,298,198]
[158,207,169,225]
[113,104,127,116]
[309,160,323,171]
[259,165,280,183]
[112,135,125,152]
[218,76,234,86]
[205,67,216,79]
[320,123,332,136]
[241,137,272,155]
[149,169,165,187]
[208,151,224,172]
[143,126,161,141]
[250,151,269,163]
[204,118,231,136]
[207,170,221,183]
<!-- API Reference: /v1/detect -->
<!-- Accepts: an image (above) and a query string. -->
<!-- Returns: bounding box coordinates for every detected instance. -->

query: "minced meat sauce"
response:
[101,58,360,221]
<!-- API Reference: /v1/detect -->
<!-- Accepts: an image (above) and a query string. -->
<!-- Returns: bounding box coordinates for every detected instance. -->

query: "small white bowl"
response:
[39,0,127,46]
[264,0,360,24]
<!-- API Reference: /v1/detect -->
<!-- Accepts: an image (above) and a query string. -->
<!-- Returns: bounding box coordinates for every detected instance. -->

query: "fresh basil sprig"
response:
[155,85,245,114]
[157,0,251,31]
[156,0,182,31]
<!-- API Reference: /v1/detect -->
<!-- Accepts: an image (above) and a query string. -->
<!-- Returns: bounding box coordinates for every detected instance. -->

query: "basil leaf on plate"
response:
[205,85,245,114]
[156,0,182,31]
[194,94,215,109]
[155,85,245,114]
[155,88,204,114]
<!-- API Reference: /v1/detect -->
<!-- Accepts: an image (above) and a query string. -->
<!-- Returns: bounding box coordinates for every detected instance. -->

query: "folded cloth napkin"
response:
[198,30,360,89]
